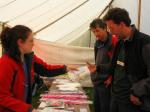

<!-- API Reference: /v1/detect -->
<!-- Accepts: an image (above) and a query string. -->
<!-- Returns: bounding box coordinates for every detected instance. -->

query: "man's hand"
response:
[104,75,112,88]
[86,62,96,73]
[130,94,142,105]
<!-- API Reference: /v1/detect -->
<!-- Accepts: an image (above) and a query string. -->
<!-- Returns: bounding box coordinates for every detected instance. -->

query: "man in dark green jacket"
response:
[87,19,118,112]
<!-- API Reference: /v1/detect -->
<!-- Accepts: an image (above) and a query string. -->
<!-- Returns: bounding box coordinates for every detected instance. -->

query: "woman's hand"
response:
[66,65,79,71]
[32,109,39,112]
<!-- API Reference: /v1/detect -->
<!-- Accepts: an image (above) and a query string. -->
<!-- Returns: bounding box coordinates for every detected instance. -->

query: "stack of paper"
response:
[39,107,73,112]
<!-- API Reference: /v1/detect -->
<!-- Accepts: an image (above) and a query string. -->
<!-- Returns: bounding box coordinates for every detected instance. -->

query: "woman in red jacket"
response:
[0,25,76,112]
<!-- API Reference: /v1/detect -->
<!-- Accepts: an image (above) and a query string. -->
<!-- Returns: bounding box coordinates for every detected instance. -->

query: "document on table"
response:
[68,66,90,81]
[39,107,73,112]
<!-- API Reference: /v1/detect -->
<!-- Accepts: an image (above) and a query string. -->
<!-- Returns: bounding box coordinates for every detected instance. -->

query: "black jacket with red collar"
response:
[91,34,118,86]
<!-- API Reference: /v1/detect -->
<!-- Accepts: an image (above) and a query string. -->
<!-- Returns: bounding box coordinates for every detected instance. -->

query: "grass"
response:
[83,87,94,112]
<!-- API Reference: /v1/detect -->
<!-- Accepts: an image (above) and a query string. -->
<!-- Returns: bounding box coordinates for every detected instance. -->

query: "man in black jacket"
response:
[87,19,118,112]
[103,7,150,112]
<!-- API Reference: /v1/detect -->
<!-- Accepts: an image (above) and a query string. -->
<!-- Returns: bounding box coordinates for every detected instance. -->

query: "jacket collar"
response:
[95,32,111,48]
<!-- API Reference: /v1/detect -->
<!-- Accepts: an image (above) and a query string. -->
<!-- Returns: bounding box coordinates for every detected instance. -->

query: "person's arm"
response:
[96,63,111,73]
[131,44,150,97]
[0,60,31,112]
[33,55,67,77]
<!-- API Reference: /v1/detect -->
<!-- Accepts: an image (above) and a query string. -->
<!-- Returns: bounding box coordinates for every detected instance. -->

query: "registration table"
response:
[37,77,92,112]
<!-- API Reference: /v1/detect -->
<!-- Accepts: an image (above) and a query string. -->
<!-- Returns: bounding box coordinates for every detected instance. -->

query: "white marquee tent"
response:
[0,0,149,65]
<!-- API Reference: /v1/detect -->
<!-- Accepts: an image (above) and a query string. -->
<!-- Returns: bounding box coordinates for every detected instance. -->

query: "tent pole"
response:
[89,30,91,47]
[1,22,7,55]
[137,0,141,30]
[98,0,114,18]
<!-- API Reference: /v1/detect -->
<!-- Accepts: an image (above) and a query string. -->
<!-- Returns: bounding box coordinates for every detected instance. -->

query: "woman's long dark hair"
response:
[0,25,32,62]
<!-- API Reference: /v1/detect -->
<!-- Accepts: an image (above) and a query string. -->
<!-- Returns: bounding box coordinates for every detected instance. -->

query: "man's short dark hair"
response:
[103,7,131,27]
[90,18,107,29]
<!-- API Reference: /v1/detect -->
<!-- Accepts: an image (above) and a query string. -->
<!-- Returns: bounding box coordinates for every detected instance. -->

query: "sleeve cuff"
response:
[28,108,33,112]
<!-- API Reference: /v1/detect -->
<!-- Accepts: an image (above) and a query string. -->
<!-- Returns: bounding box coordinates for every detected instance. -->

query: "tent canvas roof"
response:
[0,0,111,42]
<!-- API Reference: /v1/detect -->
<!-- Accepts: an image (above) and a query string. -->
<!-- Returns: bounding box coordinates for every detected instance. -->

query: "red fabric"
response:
[107,51,113,59]
[111,35,118,47]
[107,35,118,59]
[0,55,31,112]
[105,35,118,85]
[0,54,65,112]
